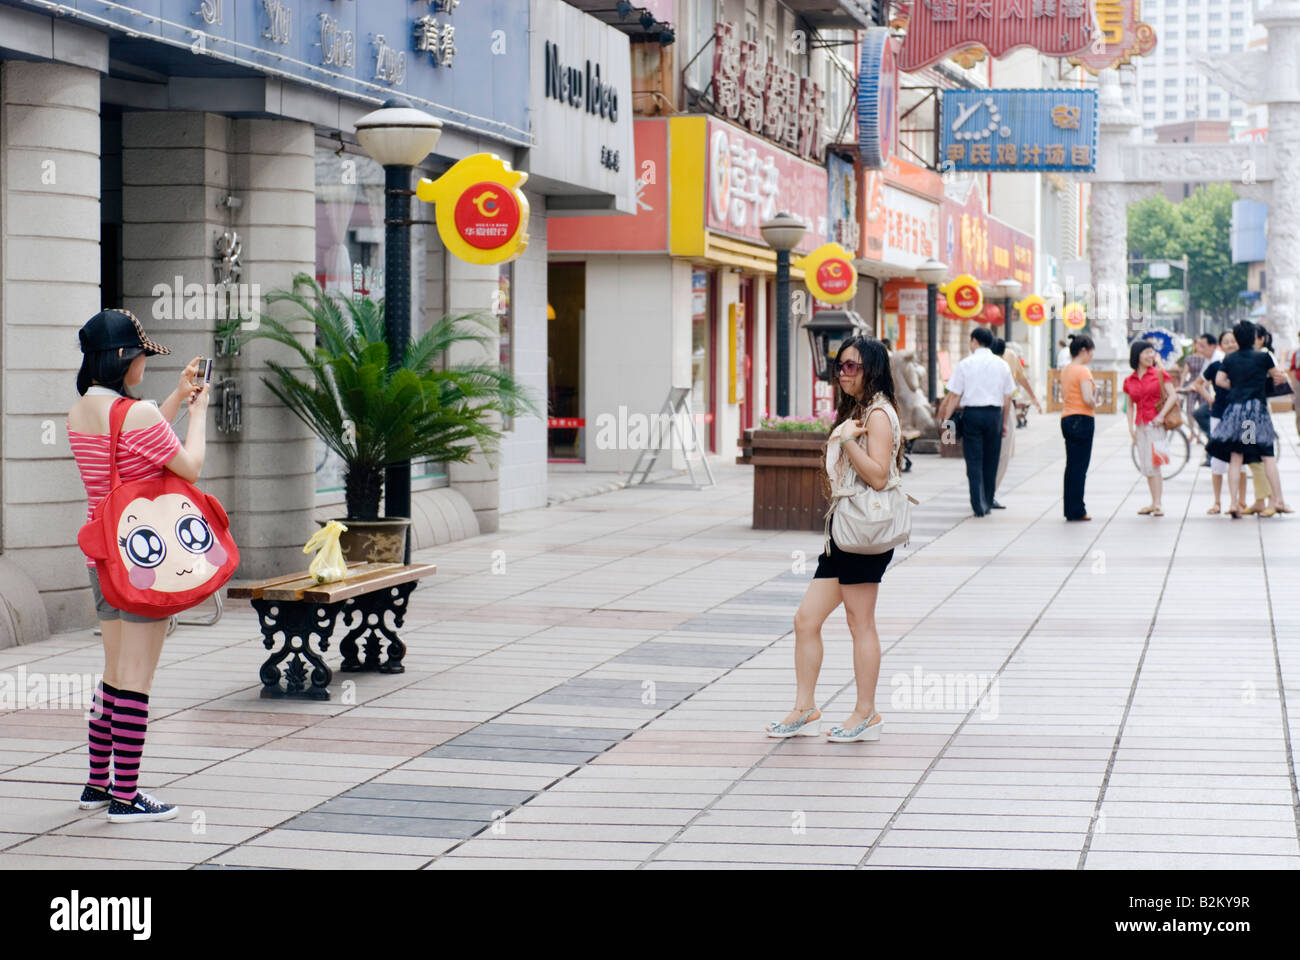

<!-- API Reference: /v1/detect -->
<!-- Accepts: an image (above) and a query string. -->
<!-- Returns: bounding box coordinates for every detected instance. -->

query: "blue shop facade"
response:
[0,0,635,638]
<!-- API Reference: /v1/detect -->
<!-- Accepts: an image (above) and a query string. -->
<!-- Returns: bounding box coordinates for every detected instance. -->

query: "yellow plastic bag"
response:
[304,521,348,584]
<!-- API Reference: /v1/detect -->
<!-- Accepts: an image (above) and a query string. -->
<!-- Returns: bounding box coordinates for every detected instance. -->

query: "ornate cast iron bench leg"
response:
[337,582,417,675]
[252,599,344,700]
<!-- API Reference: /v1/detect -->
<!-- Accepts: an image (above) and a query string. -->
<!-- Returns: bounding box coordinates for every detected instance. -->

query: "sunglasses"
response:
[836,359,863,376]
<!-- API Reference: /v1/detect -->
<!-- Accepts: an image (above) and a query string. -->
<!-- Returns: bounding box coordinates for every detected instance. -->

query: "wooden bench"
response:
[228,561,437,700]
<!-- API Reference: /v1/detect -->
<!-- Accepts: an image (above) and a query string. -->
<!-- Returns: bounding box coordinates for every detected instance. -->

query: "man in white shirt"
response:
[937,326,1016,517]
[1056,340,1072,368]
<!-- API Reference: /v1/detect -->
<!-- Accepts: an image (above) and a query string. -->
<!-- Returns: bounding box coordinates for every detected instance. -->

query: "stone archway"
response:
[1080,60,1287,366]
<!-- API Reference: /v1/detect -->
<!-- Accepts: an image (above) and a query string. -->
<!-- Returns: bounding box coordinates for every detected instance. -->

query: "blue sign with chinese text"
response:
[940,89,1097,173]
[8,0,529,146]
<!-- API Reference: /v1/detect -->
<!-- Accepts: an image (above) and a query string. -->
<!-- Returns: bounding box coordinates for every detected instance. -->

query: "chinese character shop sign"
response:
[707,118,828,255]
[942,89,1097,172]
[418,154,530,265]
[22,1,530,147]
[1069,0,1156,73]
[900,0,1096,72]
[712,21,825,162]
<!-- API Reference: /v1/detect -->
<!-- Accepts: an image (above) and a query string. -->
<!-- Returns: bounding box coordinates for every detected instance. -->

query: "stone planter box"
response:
[741,430,830,532]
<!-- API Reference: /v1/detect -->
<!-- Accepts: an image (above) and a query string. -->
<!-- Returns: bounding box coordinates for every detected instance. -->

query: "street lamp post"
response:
[760,213,808,417]
[354,98,443,562]
[996,277,1022,349]
[917,259,949,404]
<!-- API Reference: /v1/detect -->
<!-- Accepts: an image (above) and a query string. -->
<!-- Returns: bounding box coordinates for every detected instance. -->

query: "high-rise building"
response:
[1134,0,1267,140]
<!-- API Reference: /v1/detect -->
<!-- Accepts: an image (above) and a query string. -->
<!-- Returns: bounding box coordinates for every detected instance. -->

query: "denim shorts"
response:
[88,567,168,623]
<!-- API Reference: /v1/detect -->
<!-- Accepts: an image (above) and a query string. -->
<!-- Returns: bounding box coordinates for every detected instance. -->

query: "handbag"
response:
[77,397,240,618]
[1159,375,1184,431]
[825,399,917,556]
[1266,376,1294,398]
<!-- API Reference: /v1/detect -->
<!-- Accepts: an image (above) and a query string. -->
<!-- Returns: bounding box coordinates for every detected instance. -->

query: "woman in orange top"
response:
[1059,335,1102,521]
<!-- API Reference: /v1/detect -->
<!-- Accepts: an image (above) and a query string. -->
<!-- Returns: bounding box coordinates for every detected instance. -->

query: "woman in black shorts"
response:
[766,337,902,743]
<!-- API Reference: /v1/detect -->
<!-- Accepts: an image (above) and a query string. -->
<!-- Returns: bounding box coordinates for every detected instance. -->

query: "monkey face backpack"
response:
[78,398,240,618]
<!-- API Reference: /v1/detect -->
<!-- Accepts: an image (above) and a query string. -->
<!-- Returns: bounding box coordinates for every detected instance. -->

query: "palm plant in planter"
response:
[222,272,538,559]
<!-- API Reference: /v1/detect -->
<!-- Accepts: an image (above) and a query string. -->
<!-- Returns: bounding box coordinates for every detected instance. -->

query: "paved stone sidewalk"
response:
[2,410,1298,869]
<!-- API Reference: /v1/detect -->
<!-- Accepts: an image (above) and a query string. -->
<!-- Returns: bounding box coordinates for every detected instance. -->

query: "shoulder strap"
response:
[107,397,136,489]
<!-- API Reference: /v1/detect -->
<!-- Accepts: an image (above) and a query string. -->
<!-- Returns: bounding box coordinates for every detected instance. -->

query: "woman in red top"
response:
[66,310,210,824]
[1123,340,1179,517]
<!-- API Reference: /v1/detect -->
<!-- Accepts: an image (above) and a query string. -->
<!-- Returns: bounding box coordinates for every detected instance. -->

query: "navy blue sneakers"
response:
[78,784,113,810]
[106,791,178,823]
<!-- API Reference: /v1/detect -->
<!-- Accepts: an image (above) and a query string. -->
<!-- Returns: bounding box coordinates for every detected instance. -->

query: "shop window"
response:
[313,141,438,505]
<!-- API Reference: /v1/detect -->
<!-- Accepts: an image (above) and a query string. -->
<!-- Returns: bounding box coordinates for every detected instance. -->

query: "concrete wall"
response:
[499,190,549,515]
[1,61,103,633]
[582,255,684,472]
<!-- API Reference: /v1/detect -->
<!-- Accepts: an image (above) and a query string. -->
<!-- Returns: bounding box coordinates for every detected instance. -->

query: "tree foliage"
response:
[1126,183,1247,327]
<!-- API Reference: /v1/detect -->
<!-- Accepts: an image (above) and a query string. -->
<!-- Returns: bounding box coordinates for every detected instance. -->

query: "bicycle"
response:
[1131,425,1191,480]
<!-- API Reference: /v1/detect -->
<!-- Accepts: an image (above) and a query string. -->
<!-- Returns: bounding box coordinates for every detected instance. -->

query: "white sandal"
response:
[827,713,882,742]
[765,707,821,738]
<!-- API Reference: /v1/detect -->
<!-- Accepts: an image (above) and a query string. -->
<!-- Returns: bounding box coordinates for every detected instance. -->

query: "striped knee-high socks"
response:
[110,690,150,802]
[88,681,117,788]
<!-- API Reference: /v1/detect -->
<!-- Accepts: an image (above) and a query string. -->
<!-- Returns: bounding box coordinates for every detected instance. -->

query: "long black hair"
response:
[77,346,144,398]
[826,336,905,476]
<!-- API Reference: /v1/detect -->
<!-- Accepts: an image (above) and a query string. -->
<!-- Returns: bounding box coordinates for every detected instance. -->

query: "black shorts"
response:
[813,536,894,585]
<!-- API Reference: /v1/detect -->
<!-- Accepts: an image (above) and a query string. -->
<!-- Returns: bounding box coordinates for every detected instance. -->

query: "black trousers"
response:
[960,406,1003,515]
[1061,414,1095,520]
[1193,403,1211,440]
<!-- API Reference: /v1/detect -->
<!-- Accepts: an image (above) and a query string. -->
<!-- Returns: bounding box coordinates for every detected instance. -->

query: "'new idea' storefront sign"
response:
[8,0,530,145]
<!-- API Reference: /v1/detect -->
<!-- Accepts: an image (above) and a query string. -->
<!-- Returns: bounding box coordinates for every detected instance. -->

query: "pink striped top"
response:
[68,419,183,567]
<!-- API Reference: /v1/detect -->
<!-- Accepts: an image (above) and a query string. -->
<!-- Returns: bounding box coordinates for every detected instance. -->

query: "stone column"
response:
[498,189,549,514]
[122,111,316,581]
[1084,71,1142,372]
[227,118,317,576]
[1245,3,1300,354]
[121,111,235,508]
[444,238,503,533]
[1263,110,1300,358]
[1,61,102,633]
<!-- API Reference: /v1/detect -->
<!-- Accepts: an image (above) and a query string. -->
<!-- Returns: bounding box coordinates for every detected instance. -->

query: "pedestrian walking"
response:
[1238,325,1288,513]
[1060,334,1102,521]
[1123,339,1179,517]
[1207,320,1292,518]
[1195,330,1244,515]
[1185,333,1216,447]
[767,337,902,743]
[937,326,1015,516]
[1056,340,1072,368]
[67,310,211,823]
[991,338,1044,496]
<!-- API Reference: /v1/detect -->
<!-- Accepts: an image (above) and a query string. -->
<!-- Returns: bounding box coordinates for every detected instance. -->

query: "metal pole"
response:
[775,249,791,417]
[383,162,413,563]
[926,282,938,404]
[1003,296,1013,349]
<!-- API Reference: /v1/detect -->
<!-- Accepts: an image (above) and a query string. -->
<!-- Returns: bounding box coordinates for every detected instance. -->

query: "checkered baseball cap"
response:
[78,309,170,357]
